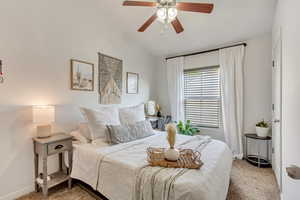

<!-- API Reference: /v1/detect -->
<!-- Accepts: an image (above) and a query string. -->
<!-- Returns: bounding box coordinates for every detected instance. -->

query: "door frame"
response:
[272,28,283,192]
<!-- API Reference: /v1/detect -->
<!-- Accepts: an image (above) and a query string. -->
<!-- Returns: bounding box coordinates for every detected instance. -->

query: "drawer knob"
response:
[55,144,64,150]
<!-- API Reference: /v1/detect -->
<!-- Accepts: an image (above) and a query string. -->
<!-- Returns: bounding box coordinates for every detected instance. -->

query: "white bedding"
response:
[71,132,232,200]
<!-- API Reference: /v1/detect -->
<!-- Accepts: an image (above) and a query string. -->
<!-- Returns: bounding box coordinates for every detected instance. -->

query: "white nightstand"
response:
[33,133,73,197]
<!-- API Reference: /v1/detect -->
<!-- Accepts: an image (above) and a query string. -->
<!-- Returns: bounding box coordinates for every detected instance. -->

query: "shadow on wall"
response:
[0,106,35,197]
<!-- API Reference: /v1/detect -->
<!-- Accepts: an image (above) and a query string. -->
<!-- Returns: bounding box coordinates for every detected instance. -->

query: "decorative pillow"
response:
[80,107,120,141]
[70,130,89,144]
[106,125,131,144]
[78,122,92,140]
[107,120,155,144]
[119,104,146,125]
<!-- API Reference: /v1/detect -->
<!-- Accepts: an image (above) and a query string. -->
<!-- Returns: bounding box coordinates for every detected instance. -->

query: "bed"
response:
[70,130,232,200]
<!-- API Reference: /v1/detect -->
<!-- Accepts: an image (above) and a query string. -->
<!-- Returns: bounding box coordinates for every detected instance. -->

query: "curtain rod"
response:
[165,43,247,60]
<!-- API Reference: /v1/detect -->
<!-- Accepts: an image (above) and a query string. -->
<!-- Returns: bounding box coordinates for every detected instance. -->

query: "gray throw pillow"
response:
[106,120,155,144]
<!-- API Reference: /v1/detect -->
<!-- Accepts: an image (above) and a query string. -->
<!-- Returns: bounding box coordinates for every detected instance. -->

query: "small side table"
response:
[33,133,73,197]
[146,115,172,130]
[146,115,164,129]
[245,134,272,168]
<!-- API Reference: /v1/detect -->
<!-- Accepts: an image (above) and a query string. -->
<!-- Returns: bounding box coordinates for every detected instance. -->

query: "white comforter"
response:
[71,132,232,200]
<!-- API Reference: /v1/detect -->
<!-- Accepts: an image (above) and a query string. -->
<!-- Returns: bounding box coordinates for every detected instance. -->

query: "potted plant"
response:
[256,120,270,137]
[177,120,200,136]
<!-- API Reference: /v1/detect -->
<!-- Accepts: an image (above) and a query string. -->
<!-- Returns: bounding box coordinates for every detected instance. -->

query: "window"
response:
[184,66,221,128]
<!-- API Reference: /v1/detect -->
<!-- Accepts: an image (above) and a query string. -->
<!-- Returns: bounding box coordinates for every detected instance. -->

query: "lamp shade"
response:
[32,105,55,124]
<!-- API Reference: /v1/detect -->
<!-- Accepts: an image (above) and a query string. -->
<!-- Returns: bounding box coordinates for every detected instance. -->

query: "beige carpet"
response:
[18,160,279,200]
[227,160,280,200]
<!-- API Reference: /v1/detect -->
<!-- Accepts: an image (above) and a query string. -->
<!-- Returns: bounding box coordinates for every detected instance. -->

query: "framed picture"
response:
[126,72,139,94]
[70,59,94,91]
[98,53,123,104]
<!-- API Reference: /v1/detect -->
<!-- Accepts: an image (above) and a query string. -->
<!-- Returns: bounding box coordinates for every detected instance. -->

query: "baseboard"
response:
[0,185,34,200]
[280,192,283,200]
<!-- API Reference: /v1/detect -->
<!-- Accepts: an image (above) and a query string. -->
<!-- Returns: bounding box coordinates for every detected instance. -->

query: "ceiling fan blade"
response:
[171,17,184,34]
[138,14,157,32]
[123,1,157,7]
[176,3,214,13]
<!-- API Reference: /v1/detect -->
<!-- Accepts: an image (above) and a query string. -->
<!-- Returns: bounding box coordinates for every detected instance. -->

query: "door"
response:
[272,32,282,192]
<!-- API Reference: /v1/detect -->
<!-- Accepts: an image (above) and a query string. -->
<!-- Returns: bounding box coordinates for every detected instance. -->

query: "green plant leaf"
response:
[177,120,200,136]
[186,124,190,130]
[256,119,269,128]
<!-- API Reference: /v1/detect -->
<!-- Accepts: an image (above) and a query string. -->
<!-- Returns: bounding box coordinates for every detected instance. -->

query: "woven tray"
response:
[147,147,203,169]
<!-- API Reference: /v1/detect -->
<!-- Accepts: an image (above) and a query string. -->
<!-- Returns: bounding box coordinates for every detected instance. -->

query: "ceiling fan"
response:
[122,0,214,34]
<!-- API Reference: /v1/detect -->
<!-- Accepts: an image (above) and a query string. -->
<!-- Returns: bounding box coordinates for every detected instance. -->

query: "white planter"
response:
[256,126,269,137]
[164,148,180,161]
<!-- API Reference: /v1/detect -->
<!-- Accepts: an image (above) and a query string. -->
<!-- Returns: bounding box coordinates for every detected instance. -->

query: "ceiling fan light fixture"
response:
[157,7,177,23]
[122,0,214,34]
[157,7,167,20]
[168,7,178,20]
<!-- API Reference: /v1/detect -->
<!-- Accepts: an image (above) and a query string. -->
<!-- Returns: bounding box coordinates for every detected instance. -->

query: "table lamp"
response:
[147,101,156,116]
[32,105,55,138]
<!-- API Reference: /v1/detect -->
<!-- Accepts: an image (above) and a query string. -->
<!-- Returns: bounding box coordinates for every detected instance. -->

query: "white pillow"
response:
[79,122,92,140]
[80,107,120,141]
[70,130,89,144]
[119,104,145,125]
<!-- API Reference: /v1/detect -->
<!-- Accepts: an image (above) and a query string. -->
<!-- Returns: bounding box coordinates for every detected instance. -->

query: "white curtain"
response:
[219,46,245,159]
[166,57,185,123]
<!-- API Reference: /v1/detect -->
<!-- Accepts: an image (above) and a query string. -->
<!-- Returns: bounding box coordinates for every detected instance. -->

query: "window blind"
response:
[184,66,221,128]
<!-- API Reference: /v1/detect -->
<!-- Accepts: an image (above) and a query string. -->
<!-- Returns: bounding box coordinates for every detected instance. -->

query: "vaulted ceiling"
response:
[101,0,277,57]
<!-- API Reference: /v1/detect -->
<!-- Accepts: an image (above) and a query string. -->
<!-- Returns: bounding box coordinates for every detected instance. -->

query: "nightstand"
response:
[146,116,162,129]
[33,133,73,197]
[146,115,172,130]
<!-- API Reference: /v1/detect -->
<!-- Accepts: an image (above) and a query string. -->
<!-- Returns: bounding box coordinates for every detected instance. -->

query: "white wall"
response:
[0,0,158,199]
[184,51,219,70]
[244,34,273,134]
[273,1,300,199]
[243,34,273,159]
[156,33,272,142]
[0,0,157,107]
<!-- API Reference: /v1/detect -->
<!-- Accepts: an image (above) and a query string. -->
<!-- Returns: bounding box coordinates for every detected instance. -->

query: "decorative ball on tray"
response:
[164,123,180,161]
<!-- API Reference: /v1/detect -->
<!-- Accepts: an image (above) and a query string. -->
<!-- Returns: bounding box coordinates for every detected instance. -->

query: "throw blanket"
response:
[133,136,211,200]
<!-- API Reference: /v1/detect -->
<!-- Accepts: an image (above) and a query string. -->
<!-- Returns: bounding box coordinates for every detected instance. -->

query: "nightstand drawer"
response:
[48,140,71,155]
